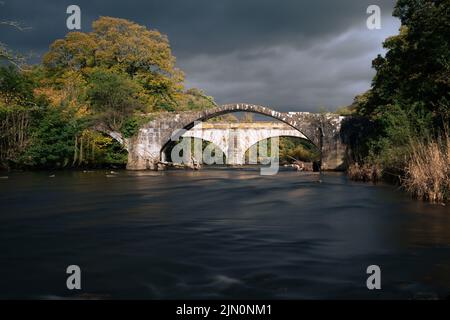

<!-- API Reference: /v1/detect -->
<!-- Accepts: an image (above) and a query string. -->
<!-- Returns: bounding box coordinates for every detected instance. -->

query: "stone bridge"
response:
[101,103,347,170]
[181,122,307,165]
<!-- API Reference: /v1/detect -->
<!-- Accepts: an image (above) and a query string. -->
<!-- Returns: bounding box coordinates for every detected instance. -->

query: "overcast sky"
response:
[0,0,400,112]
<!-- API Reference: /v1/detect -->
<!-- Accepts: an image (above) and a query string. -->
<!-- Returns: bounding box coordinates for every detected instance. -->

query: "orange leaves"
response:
[44,16,182,82]
[43,32,96,71]
[42,17,186,112]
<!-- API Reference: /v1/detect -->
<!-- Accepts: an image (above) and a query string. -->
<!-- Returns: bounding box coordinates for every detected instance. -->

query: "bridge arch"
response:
[92,124,129,152]
[157,103,322,157]
[126,103,345,171]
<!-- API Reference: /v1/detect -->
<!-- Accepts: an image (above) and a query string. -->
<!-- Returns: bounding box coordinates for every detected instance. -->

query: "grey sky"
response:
[0,0,401,111]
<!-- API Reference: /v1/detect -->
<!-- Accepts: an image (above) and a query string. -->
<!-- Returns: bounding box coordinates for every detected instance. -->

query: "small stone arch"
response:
[155,103,322,155]
[91,124,129,152]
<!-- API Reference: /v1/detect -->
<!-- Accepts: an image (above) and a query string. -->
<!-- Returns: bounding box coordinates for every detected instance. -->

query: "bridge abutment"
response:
[112,104,348,171]
[125,132,162,170]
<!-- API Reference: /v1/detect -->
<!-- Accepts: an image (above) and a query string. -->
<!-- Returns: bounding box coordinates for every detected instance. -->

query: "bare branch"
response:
[0,20,31,31]
[0,6,32,70]
[0,41,26,71]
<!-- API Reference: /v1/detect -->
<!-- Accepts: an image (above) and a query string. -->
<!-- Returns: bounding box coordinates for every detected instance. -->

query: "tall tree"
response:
[354,0,450,166]
[359,0,450,126]
[43,17,184,109]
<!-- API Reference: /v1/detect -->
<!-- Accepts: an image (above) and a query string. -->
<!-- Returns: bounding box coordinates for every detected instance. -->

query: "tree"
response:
[43,32,97,72]
[86,69,144,131]
[0,66,35,105]
[361,0,449,125]
[20,105,82,168]
[354,0,450,167]
[1,16,215,169]
[0,66,37,168]
[43,17,184,110]
[175,88,217,111]
[1,2,30,70]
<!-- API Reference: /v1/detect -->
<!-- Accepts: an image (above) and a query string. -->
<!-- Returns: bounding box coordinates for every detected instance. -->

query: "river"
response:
[0,168,449,299]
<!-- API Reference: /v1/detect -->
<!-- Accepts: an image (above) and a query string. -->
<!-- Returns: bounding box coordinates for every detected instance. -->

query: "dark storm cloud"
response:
[0,0,400,111]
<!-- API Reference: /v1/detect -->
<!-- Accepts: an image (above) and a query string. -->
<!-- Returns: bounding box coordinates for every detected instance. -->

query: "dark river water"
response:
[1,168,449,299]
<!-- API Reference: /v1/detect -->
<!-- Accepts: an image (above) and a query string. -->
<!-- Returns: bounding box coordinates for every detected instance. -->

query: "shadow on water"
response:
[0,169,449,299]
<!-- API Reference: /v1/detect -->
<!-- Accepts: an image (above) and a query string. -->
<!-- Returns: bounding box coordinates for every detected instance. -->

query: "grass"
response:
[347,131,449,204]
[347,162,382,183]
[403,133,450,204]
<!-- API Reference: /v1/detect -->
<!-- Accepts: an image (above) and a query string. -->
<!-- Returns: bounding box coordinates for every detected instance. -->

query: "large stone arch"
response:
[127,103,346,170]
[154,103,322,152]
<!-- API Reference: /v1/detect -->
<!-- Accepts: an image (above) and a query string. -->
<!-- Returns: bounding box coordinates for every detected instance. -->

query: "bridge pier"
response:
[226,147,245,166]
[104,104,348,171]
[125,133,162,170]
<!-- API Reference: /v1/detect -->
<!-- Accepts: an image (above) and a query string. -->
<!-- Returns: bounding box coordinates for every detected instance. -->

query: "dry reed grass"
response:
[347,162,383,183]
[403,134,450,204]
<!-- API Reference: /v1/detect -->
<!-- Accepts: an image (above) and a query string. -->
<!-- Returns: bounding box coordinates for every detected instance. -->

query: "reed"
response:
[347,162,382,183]
[403,133,450,204]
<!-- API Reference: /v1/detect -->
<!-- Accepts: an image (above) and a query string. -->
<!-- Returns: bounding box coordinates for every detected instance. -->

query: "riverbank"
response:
[347,133,450,204]
[403,134,450,204]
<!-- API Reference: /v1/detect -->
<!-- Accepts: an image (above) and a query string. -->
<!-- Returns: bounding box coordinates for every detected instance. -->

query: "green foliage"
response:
[353,0,450,171]
[245,136,320,163]
[43,17,184,110]
[0,66,35,105]
[0,66,130,169]
[101,139,128,166]
[157,88,217,112]
[74,130,128,167]
[0,67,40,169]
[86,69,144,131]
[182,88,217,110]
[120,117,140,138]
[120,114,154,138]
[20,106,81,168]
[156,102,176,112]
[278,137,320,162]
[16,106,129,169]
[335,105,355,116]
[0,17,216,169]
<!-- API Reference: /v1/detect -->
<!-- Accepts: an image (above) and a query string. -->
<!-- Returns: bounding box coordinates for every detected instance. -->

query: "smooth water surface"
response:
[1,169,449,299]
